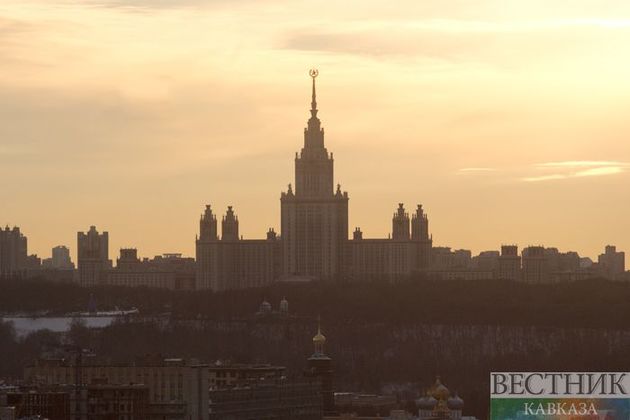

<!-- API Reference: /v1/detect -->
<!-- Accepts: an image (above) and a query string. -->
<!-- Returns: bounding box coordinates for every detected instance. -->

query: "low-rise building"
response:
[0,387,69,420]
[105,249,196,290]
[24,356,208,420]
[0,382,149,420]
[209,381,322,420]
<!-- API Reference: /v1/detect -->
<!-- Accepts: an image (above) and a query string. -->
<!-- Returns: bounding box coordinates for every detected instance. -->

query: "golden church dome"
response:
[429,376,451,400]
[313,328,326,344]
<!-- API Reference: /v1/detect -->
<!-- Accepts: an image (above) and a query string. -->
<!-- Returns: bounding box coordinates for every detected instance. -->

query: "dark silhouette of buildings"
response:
[7,71,630,290]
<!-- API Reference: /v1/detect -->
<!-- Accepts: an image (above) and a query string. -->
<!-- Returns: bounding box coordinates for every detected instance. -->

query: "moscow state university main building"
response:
[196,72,432,290]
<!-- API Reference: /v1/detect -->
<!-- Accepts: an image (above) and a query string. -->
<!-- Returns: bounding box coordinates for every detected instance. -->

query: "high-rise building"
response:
[498,245,521,281]
[471,251,500,274]
[0,226,28,277]
[195,71,432,289]
[598,245,625,280]
[42,245,74,271]
[77,226,111,286]
[281,70,349,281]
[51,245,74,269]
[522,246,546,284]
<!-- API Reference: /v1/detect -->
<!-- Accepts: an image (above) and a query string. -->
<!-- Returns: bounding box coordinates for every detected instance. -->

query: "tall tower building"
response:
[77,226,111,286]
[305,319,335,416]
[411,204,432,271]
[197,205,219,290]
[411,205,429,241]
[199,205,218,241]
[392,203,410,240]
[281,70,349,281]
[221,206,239,241]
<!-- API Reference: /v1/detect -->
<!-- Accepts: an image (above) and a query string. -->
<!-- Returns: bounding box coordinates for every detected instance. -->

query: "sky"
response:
[1,0,629,262]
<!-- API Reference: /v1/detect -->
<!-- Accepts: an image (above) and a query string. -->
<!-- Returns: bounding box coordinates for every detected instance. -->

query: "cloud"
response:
[574,166,624,178]
[522,174,567,182]
[522,161,628,182]
[75,0,265,11]
[459,167,496,172]
[0,17,34,36]
[280,18,630,66]
[535,160,628,168]
[281,27,491,61]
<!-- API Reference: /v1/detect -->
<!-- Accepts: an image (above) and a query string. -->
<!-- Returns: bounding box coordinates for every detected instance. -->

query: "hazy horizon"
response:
[2,0,629,262]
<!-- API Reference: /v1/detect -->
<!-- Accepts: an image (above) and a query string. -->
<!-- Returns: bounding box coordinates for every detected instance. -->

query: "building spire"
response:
[312,314,326,355]
[309,68,319,118]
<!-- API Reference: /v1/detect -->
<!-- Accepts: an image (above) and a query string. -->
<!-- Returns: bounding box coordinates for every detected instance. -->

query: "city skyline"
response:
[2,1,630,261]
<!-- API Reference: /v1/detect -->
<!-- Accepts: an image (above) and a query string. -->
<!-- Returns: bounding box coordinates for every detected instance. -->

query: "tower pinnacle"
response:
[309,68,319,118]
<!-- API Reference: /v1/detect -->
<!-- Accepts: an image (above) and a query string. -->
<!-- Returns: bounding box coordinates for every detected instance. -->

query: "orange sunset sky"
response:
[1,0,629,262]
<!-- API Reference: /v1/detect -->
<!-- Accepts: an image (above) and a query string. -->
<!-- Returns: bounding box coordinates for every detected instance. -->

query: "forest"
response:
[1,276,630,327]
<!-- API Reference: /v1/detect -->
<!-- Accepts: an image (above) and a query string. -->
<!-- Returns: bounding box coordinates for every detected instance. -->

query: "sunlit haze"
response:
[2,0,629,261]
